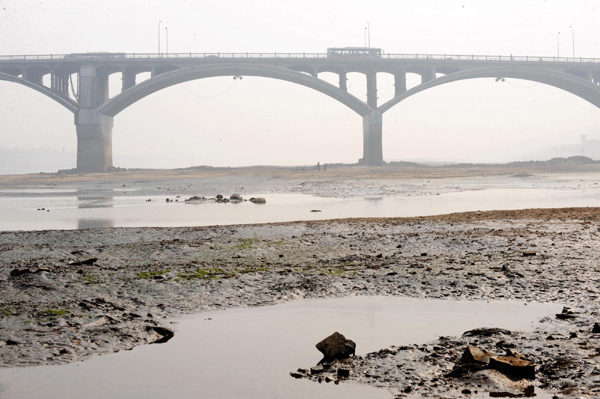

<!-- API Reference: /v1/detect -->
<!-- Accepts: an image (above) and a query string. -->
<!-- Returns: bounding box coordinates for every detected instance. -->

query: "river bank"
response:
[1,207,599,397]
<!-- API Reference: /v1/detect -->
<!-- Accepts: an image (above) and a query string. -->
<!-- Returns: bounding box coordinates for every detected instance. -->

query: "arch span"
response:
[0,72,78,113]
[379,66,600,114]
[99,63,372,117]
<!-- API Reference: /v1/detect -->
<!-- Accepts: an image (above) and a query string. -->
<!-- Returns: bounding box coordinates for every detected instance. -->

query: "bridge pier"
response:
[75,65,114,172]
[75,110,113,173]
[360,110,384,165]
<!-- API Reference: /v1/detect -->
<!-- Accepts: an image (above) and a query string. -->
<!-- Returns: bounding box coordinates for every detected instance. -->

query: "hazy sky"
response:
[1,0,600,169]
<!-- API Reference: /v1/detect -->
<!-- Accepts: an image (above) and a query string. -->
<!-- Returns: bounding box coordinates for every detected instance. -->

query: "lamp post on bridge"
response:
[570,26,575,58]
[165,27,169,56]
[158,20,162,56]
[557,31,561,59]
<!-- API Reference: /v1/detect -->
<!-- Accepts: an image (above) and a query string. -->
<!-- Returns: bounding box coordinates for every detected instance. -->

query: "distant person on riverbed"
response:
[317,162,321,171]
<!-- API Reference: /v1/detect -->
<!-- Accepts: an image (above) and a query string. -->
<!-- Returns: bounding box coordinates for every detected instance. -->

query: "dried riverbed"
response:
[1,207,600,397]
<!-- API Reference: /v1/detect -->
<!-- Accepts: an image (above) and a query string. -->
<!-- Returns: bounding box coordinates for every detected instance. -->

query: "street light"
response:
[165,27,169,56]
[158,21,162,56]
[367,21,371,48]
[557,31,561,59]
[570,26,575,58]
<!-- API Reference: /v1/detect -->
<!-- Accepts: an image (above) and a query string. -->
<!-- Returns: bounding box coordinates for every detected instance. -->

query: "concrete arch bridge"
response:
[2,51,600,172]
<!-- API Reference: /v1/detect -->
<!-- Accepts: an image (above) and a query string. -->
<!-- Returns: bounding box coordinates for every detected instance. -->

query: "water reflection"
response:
[77,196,114,209]
[78,219,114,229]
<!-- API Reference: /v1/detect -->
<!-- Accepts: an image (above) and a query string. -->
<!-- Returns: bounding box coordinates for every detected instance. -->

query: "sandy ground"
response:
[1,207,600,397]
[2,161,600,187]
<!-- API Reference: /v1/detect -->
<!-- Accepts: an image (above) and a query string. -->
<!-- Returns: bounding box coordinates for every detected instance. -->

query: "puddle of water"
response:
[0,296,560,399]
[0,188,600,231]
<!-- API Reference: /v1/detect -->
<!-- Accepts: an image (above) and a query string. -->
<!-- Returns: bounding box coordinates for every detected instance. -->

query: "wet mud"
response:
[1,207,600,397]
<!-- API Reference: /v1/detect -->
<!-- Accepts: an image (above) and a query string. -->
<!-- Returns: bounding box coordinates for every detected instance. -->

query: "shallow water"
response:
[0,296,560,399]
[1,187,600,231]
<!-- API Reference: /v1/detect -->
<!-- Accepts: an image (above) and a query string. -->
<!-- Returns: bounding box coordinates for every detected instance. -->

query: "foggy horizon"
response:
[2,0,600,172]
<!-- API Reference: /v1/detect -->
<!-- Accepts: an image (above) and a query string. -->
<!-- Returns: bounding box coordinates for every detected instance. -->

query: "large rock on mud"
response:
[489,355,535,380]
[461,346,495,365]
[316,332,356,362]
[449,346,536,381]
[230,193,243,201]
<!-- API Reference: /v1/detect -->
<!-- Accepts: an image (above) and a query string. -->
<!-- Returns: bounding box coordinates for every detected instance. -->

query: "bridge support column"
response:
[339,70,347,91]
[359,110,384,165]
[75,110,113,173]
[366,71,378,108]
[122,70,136,91]
[420,69,435,84]
[394,71,407,96]
[76,65,114,172]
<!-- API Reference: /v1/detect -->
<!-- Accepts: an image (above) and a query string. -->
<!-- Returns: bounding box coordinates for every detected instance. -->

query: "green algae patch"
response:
[233,238,260,250]
[320,267,346,277]
[83,274,100,284]
[178,268,236,280]
[137,269,171,280]
[39,309,70,317]
[236,266,269,274]
[0,306,19,317]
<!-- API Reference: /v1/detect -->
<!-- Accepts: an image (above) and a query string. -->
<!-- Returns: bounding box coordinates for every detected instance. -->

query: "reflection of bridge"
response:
[3,52,600,172]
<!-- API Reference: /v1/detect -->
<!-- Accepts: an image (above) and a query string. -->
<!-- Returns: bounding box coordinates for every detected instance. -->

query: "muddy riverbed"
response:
[1,207,600,397]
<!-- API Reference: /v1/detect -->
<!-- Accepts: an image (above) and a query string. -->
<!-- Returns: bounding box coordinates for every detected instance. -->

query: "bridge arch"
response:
[0,72,78,113]
[99,63,372,117]
[379,66,600,114]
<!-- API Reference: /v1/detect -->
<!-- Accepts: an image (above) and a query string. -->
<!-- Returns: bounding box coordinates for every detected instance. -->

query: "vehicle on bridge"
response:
[327,47,382,58]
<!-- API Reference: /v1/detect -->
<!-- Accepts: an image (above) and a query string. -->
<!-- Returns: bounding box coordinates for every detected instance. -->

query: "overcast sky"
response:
[1,0,600,169]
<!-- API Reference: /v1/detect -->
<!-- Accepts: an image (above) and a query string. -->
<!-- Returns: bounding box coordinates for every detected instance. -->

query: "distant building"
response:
[523,134,600,161]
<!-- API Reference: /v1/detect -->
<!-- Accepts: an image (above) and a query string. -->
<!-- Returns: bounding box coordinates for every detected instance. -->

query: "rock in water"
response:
[316,332,356,362]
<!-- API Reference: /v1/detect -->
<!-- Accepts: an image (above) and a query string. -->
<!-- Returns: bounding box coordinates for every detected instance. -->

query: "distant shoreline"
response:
[1,156,600,186]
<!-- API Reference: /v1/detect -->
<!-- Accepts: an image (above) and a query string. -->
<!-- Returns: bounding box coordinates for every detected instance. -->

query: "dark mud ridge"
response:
[1,207,600,398]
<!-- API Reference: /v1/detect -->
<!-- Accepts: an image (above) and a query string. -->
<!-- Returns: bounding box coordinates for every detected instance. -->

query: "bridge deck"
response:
[1,52,600,65]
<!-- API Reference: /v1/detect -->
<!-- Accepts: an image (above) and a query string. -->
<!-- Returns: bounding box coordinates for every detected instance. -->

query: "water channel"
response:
[0,296,560,399]
[1,187,599,231]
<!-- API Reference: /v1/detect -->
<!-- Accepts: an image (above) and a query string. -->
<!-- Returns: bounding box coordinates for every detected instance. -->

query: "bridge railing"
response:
[1,52,600,63]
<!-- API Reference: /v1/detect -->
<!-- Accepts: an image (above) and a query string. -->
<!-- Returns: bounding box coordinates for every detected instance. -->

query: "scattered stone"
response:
[230,193,243,201]
[146,326,175,344]
[489,355,535,380]
[463,328,512,337]
[522,251,536,257]
[461,346,494,365]
[311,210,321,212]
[337,368,350,378]
[592,323,600,333]
[556,307,578,320]
[310,365,325,375]
[10,269,32,277]
[249,197,266,204]
[69,258,98,266]
[316,332,356,362]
